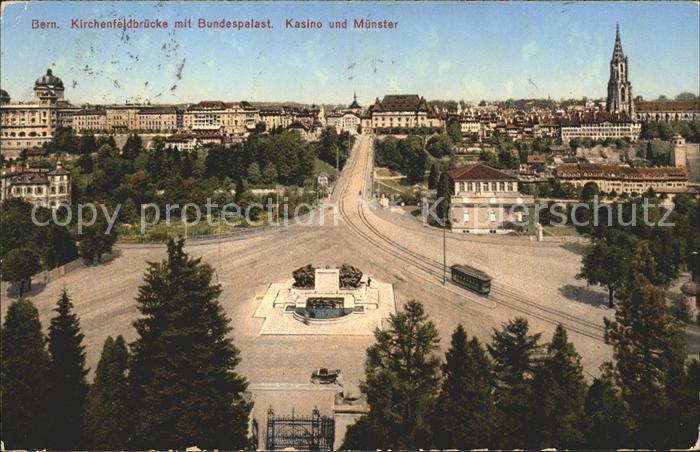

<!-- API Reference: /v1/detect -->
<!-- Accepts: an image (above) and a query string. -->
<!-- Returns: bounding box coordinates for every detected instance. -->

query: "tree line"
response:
[1,239,252,450]
[342,242,698,449]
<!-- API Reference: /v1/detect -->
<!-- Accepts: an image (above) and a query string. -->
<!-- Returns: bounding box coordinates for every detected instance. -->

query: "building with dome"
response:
[0,69,74,158]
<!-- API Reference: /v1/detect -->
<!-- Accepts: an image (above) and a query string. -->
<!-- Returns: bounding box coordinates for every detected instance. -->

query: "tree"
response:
[234,177,246,203]
[247,161,262,185]
[129,239,251,449]
[77,153,94,172]
[39,223,79,269]
[262,163,278,184]
[675,92,697,101]
[432,325,496,448]
[435,171,451,226]
[580,181,599,202]
[122,134,143,160]
[604,241,685,448]
[343,300,440,449]
[1,248,40,296]
[1,299,50,449]
[78,213,117,264]
[577,232,634,307]
[79,134,97,155]
[487,317,541,448]
[531,324,586,449]
[446,119,462,143]
[47,290,89,450]
[583,375,633,449]
[427,164,439,189]
[426,134,453,158]
[82,336,130,450]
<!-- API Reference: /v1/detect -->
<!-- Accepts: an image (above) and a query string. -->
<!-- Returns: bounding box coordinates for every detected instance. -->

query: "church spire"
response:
[612,24,625,61]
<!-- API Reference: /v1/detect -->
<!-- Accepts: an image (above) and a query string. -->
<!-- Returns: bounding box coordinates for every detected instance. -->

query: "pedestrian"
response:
[367,277,372,288]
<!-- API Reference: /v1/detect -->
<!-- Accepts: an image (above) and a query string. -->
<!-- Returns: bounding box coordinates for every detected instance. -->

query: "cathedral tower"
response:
[606,25,634,115]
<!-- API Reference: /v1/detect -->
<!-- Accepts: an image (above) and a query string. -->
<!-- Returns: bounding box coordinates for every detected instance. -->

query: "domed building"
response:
[34,68,65,103]
[0,89,10,105]
[0,68,74,159]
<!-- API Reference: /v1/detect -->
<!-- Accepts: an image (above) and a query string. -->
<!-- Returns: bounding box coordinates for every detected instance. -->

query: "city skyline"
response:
[1,1,698,105]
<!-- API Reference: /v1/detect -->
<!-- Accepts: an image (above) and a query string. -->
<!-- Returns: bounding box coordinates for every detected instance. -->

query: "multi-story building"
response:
[72,108,108,132]
[555,163,688,195]
[634,100,700,122]
[0,162,71,208]
[559,113,641,142]
[259,106,291,130]
[422,163,534,234]
[183,101,260,137]
[135,106,178,132]
[0,69,72,157]
[361,95,443,134]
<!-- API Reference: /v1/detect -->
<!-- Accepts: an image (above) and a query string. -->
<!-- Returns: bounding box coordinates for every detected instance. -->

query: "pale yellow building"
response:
[362,95,443,134]
[0,162,71,209]
[555,163,688,195]
[0,69,72,157]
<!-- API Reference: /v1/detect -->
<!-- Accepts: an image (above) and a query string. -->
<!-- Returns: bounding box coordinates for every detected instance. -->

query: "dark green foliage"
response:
[82,336,130,450]
[604,242,695,448]
[374,136,427,183]
[79,134,97,155]
[343,300,440,449]
[583,376,633,449]
[487,317,541,448]
[427,164,439,189]
[0,199,77,272]
[128,239,251,449]
[0,248,40,296]
[426,134,453,158]
[580,181,599,201]
[436,171,451,225]
[1,299,50,449]
[577,230,635,307]
[316,127,354,170]
[43,127,80,154]
[339,263,362,288]
[47,290,89,450]
[122,134,143,160]
[446,118,462,143]
[292,264,315,288]
[77,153,94,172]
[530,324,586,449]
[78,212,117,264]
[432,325,496,449]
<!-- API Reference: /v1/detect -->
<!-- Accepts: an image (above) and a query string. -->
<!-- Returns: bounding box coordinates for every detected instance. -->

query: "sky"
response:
[1,1,698,105]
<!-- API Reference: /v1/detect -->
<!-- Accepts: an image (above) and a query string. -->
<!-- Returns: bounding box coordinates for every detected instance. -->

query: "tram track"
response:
[338,136,606,343]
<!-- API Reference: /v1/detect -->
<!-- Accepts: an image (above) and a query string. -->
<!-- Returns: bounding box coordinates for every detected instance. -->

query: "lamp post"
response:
[691,251,698,283]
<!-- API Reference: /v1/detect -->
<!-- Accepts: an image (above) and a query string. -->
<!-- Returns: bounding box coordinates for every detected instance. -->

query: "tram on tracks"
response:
[450,264,492,295]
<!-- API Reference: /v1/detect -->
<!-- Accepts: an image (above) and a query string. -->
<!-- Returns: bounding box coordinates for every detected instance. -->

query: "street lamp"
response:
[691,251,698,283]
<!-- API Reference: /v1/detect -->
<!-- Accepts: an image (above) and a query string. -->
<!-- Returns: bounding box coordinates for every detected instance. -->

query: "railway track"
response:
[338,137,606,343]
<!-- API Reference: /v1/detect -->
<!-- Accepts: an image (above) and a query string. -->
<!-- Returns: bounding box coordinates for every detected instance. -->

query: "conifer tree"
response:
[82,336,130,450]
[531,324,586,449]
[343,300,440,449]
[583,372,633,449]
[47,290,89,450]
[432,325,496,449]
[428,164,439,190]
[1,299,50,449]
[604,241,684,447]
[435,172,451,225]
[129,239,251,449]
[487,317,541,448]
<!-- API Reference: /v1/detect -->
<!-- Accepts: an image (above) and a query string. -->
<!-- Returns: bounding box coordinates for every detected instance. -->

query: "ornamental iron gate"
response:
[265,407,335,451]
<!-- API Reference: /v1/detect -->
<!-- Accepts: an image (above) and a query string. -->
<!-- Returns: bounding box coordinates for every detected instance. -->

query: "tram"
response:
[450,264,492,295]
